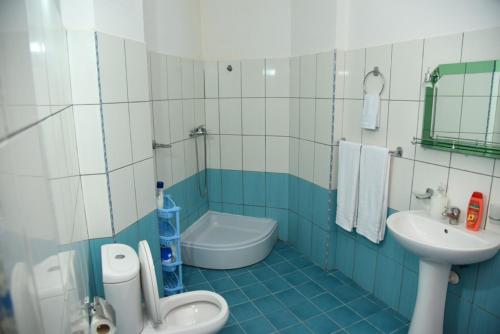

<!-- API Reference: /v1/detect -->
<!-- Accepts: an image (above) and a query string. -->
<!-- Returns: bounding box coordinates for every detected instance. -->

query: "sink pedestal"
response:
[409,260,451,334]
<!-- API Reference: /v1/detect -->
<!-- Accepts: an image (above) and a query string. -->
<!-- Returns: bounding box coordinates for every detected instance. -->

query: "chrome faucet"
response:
[442,206,461,225]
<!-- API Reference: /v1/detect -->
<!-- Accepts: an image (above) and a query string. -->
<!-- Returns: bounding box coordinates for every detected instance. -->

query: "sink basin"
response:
[387,211,500,265]
[387,211,500,334]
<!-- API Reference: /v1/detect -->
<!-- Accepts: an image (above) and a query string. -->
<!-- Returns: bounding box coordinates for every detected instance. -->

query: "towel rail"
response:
[363,66,385,96]
[336,138,403,157]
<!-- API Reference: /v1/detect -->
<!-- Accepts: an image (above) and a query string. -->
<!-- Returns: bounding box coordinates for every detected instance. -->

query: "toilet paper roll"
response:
[90,315,116,334]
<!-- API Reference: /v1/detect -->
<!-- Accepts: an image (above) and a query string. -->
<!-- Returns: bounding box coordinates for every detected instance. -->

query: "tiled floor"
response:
[183,241,409,334]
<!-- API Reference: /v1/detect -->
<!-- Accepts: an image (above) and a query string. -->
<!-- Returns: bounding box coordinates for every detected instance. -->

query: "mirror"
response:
[420,60,500,158]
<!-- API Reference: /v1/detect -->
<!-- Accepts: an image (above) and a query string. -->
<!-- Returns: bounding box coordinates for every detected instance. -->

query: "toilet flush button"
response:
[115,254,125,259]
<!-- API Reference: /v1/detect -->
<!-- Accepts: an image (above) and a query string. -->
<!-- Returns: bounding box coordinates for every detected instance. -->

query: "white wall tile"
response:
[290,57,300,98]
[450,153,495,176]
[335,50,346,99]
[342,99,362,143]
[362,100,388,147]
[313,143,331,189]
[102,103,132,170]
[388,157,413,211]
[182,99,195,139]
[194,99,205,126]
[219,98,241,134]
[462,26,500,62]
[447,168,492,226]
[333,99,344,142]
[150,53,168,100]
[387,101,419,159]
[81,174,111,238]
[298,139,314,183]
[152,101,170,144]
[67,31,99,104]
[155,147,173,188]
[219,61,241,97]
[181,58,194,99]
[171,142,185,184]
[183,139,197,177]
[243,136,265,172]
[125,40,149,102]
[204,61,219,98]
[494,161,500,177]
[242,59,265,97]
[220,135,242,170]
[73,105,105,174]
[129,102,153,162]
[266,58,290,98]
[410,161,449,211]
[168,100,184,142]
[109,165,137,233]
[289,137,299,177]
[330,145,339,189]
[299,99,315,141]
[242,98,265,135]
[289,98,300,138]
[365,45,392,100]
[207,135,221,169]
[315,99,333,145]
[133,158,155,218]
[390,39,424,101]
[97,33,127,103]
[299,54,316,98]
[266,98,289,136]
[266,136,289,173]
[344,48,365,99]
[205,99,220,134]
[194,60,205,98]
[316,52,334,98]
[167,56,182,99]
[487,177,500,233]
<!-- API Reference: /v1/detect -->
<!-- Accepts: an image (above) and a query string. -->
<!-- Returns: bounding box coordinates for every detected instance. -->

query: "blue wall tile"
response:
[266,172,289,209]
[298,179,314,221]
[243,171,266,206]
[244,205,266,218]
[335,229,355,278]
[297,217,312,257]
[209,201,223,212]
[267,207,289,241]
[374,254,403,310]
[115,223,139,252]
[311,225,328,267]
[207,169,222,202]
[288,175,299,213]
[444,292,472,334]
[89,237,114,298]
[223,203,244,215]
[473,253,500,317]
[222,170,243,204]
[448,264,477,303]
[312,186,330,230]
[468,305,500,334]
[353,243,377,292]
[403,250,419,273]
[288,212,299,245]
[398,268,418,319]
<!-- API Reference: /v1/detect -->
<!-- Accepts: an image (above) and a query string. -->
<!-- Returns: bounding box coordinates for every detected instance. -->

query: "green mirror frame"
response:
[418,59,500,159]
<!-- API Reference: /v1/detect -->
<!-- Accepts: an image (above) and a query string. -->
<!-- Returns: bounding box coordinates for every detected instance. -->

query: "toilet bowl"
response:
[102,242,228,334]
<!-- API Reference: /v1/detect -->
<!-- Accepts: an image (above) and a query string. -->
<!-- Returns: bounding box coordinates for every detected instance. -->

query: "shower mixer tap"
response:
[189,125,207,138]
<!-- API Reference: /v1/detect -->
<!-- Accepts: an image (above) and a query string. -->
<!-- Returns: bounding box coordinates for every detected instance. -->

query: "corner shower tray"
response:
[181,211,278,269]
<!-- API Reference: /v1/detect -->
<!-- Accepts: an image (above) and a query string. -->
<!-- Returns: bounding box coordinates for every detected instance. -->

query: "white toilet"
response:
[102,241,228,334]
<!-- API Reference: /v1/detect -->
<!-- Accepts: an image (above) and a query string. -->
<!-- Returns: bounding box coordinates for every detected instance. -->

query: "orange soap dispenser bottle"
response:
[466,192,484,231]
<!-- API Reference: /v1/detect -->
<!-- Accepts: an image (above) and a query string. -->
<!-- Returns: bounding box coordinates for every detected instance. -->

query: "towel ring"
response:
[363,66,385,96]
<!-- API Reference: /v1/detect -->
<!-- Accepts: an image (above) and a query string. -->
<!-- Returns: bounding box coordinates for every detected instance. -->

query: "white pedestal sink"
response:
[387,211,500,334]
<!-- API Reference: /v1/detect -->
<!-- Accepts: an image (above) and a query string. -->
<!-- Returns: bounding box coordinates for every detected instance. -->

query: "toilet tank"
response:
[102,244,143,334]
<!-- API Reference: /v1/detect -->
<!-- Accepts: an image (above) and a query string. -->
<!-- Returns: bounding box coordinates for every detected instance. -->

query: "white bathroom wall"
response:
[199,0,292,60]
[143,0,202,58]
[333,26,500,232]
[343,0,500,50]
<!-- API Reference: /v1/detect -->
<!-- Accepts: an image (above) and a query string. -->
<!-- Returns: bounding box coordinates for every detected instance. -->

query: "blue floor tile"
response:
[240,282,271,299]
[275,288,308,306]
[210,277,237,292]
[310,292,343,312]
[273,261,297,275]
[346,320,382,334]
[262,276,291,293]
[252,266,278,281]
[239,316,276,334]
[331,284,367,303]
[348,297,384,317]
[265,309,299,330]
[327,306,362,327]
[367,309,404,333]
[288,300,321,320]
[230,302,261,322]
[283,270,311,286]
[253,295,284,313]
[219,325,245,334]
[280,324,313,334]
[221,289,249,306]
[231,272,256,287]
[201,269,228,281]
[297,281,325,298]
[305,314,340,334]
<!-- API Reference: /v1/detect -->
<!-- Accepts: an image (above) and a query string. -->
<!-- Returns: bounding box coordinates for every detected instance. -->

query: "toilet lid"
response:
[138,240,161,324]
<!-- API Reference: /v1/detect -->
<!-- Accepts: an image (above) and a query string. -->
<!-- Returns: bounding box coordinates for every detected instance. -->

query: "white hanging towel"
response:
[356,145,390,243]
[361,94,380,130]
[336,141,361,232]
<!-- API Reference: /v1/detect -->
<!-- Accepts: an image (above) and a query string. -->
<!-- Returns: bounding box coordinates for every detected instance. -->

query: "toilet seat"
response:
[138,241,229,334]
